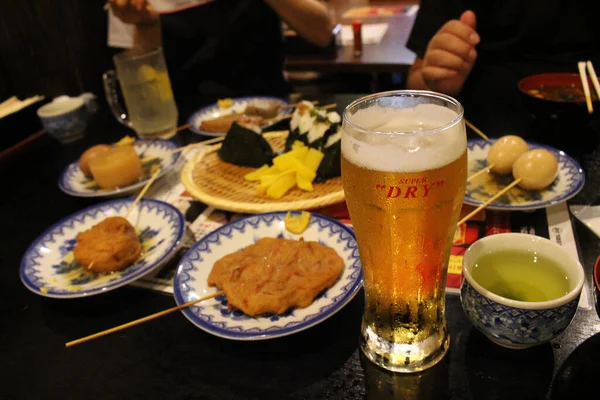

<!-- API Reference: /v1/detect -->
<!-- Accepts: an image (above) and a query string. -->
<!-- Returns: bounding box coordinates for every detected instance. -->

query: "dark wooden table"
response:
[285,1,417,73]
[2,94,600,400]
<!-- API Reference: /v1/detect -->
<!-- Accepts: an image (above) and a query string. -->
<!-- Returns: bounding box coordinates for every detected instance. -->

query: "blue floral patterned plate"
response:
[465,139,585,211]
[174,212,363,340]
[58,139,181,198]
[20,198,185,298]
[187,96,291,137]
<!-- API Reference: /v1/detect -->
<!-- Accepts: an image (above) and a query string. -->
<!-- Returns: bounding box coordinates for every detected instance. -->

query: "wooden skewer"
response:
[124,168,161,218]
[578,61,593,114]
[457,179,522,226]
[173,123,191,133]
[466,164,496,182]
[586,61,600,103]
[282,100,319,109]
[322,103,337,109]
[465,120,489,141]
[144,135,230,161]
[141,132,250,163]
[65,291,224,347]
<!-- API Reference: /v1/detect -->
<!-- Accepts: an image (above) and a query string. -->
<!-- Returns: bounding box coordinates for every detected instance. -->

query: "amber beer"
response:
[341,91,467,373]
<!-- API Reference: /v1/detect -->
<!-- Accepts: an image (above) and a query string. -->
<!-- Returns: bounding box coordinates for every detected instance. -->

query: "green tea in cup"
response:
[471,249,570,302]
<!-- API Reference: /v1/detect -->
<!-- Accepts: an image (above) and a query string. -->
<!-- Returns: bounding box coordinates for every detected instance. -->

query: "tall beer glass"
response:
[342,91,467,373]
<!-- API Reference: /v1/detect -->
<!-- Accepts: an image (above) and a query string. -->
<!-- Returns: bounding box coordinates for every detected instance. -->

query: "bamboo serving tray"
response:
[181,131,345,213]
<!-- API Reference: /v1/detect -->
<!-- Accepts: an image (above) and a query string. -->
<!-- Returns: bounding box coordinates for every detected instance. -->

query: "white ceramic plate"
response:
[187,96,290,137]
[58,139,181,198]
[20,198,185,298]
[465,139,585,211]
[173,212,363,340]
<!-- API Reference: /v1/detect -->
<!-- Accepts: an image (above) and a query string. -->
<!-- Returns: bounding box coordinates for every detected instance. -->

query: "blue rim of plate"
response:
[58,139,181,198]
[173,211,363,340]
[187,96,291,136]
[464,139,585,211]
[20,198,185,298]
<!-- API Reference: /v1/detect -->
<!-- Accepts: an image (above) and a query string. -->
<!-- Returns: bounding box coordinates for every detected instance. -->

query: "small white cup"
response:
[37,97,88,143]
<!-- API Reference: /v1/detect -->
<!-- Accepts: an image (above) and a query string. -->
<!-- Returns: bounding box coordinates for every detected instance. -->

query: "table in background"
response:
[285,1,418,73]
[1,94,600,400]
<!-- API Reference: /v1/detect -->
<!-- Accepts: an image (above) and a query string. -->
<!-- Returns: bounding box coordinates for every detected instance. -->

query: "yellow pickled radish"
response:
[284,211,311,234]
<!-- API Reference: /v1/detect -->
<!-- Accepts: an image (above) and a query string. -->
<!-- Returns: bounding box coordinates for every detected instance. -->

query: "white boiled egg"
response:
[512,149,559,190]
[487,135,529,175]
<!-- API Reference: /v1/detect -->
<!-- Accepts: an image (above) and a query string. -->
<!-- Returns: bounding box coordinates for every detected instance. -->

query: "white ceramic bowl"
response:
[460,233,584,349]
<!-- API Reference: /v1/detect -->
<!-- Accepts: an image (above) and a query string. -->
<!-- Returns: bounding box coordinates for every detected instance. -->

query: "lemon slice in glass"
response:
[284,211,311,234]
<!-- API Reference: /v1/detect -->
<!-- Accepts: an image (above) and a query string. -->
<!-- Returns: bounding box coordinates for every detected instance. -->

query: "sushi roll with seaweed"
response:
[286,101,315,151]
[316,125,341,182]
[218,122,274,167]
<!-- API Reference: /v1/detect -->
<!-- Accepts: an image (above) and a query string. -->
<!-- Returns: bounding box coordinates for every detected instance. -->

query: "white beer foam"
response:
[342,103,466,173]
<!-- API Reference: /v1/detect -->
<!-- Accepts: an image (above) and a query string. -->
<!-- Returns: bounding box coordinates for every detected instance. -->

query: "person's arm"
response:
[263,0,333,47]
[110,0,162,49]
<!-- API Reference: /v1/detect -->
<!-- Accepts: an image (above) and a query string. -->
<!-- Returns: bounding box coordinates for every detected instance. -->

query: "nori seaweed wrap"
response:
[315,129,341,182]
[217,122,274,167]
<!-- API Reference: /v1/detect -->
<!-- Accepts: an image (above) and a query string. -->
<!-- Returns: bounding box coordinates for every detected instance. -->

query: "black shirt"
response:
[161,0,290,101]
[406,0,600,136]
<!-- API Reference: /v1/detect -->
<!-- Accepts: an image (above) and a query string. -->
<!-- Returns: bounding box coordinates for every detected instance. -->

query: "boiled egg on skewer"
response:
[512,149,559,190]
[487,135,529,175]
[467,135,529,182]
[459,148,559,225]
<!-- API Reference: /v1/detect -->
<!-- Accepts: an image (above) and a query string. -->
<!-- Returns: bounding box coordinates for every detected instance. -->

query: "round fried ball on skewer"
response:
[513,149,559,190]
[73,216,142,274]
[487,135,529,175]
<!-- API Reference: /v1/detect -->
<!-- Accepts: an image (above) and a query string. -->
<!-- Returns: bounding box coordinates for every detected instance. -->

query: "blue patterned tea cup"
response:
[37,96,88,143]
[460,233,584,349]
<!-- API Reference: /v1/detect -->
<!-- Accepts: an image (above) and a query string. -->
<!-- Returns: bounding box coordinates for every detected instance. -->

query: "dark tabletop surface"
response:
[2,93,600,400]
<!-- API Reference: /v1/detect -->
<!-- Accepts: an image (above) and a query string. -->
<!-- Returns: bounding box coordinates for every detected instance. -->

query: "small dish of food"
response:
[187,96,291,137]
[173,211,363,340]
[59,138,181,198]
[20,198,185,298]
[518,73,599,119]
[465,138,584,211]
[181,101,344,213]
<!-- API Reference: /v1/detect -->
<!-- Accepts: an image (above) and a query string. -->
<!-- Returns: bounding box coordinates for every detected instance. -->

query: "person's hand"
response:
[109,0,159,25]
[421,10,479,96]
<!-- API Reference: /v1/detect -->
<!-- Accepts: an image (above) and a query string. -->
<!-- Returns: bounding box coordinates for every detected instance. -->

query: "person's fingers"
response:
[132,0,145,12]
[421,66,458,82]
[460,10,477,30]
[440,19,480,45]
[429,32,476,63]
[425,49,471,72]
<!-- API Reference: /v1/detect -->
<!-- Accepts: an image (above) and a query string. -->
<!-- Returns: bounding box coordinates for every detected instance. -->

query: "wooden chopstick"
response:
[65,291,224,347]
[0,96,17,112]
[586,61,600,103]
[465,120,489,141]
[457,179,521,226]
[578,61,593,114]
[124,168,161,218]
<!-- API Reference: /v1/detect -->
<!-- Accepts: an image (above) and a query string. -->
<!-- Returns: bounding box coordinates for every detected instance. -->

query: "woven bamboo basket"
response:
[181,131,345,213]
